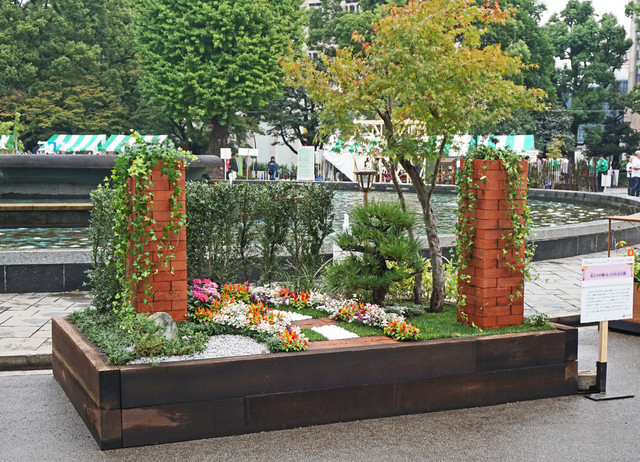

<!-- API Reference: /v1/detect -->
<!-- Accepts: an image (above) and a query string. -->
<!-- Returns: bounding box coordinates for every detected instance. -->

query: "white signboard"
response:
[297,146,315,181]
[581,257,634,323]
[238,148,250,157]
[220,148,232,160]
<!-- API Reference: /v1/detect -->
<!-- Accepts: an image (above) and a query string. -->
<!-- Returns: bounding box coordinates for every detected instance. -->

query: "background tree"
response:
[584,88,640,163]
[545,0,631,137]
[261,86,325,154]
[0,0,152,150]
[534,105,576,156]
[285,0,544,313]
[135,0,304,157]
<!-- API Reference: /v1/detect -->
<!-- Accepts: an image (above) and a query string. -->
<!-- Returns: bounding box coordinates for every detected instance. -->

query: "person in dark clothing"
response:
[267,156,278,180]
[228,152,239,185]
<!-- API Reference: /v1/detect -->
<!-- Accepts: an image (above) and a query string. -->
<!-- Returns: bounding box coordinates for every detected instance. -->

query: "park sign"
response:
[580,256,634,323]
[297,146,315,181]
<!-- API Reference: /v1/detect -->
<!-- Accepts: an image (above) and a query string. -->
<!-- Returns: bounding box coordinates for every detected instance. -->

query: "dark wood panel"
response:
[395,364,568,414]
[52,354,122,450]
[243,383,397,433]
[475,330,565,372]
[52,317,120,409]
[610,320,640,335]
[551,323,578,361]
[120,339,477,408]
[565,360,578,395]
[121,398,244,448]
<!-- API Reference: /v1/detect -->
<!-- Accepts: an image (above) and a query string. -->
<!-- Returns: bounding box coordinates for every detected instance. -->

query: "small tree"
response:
[285,0,544,312]
[325,201,423,305]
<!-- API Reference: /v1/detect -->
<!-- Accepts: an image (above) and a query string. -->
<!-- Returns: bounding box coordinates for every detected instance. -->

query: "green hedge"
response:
[88,181,335,313]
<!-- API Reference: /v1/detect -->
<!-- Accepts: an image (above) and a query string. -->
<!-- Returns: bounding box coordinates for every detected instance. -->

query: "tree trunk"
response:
[382,158,423,306]
[208,117,229,157]
[400,159,444,313]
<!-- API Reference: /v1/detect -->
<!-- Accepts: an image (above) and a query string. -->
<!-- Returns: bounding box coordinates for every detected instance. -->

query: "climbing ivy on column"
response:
[110,134,194,319]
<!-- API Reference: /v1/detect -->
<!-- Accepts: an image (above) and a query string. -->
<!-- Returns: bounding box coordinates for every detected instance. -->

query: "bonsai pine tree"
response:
[325,201,423,305]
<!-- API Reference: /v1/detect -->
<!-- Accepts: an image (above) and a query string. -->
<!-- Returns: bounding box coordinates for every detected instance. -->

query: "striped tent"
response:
[40,134,106,154]
[0,134,15,150]
[101,134,168,153]
[442,135,535,156]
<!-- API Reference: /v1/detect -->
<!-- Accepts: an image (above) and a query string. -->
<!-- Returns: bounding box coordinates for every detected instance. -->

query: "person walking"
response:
[267,156,278,181]
[631,151,640,197]
[228,152,239,185]
[596,155,608,192]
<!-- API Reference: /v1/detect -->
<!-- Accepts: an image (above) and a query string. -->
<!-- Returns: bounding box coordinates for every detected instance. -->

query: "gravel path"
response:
[128,334,270,365]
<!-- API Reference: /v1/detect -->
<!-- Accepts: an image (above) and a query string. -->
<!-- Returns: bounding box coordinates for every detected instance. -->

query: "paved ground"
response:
[1,325,639,461]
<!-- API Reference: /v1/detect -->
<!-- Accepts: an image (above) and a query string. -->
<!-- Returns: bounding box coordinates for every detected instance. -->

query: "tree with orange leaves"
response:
[284,0,545,313]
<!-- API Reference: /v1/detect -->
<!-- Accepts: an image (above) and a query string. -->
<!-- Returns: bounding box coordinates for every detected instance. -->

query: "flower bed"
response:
[187,279,421,351]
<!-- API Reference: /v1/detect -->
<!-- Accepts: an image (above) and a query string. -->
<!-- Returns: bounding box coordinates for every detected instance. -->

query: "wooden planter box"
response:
[610,283,640,335]
[52,317,578,450]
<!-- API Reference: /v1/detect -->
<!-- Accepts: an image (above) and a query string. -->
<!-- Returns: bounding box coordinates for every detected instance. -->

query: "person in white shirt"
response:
[630,151,640,196]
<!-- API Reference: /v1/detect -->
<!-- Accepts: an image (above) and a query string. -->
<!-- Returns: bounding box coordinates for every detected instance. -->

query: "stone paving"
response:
[0,292,92,362]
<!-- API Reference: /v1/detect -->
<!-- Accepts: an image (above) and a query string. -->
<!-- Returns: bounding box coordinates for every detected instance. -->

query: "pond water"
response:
[0,190,624,250]
[332,191,623,234]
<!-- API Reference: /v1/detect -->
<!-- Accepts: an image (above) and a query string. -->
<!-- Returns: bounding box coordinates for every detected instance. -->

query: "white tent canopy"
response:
[323,134,535,180]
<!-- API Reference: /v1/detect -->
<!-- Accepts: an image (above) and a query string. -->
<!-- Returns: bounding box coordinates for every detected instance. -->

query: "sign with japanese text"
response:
[297,146,315,181]
[580,257,634,323]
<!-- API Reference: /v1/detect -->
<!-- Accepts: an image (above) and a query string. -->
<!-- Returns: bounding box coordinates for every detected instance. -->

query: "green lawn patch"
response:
[301,328,327,341]
[337,321,384,337]
[406,304,554,340]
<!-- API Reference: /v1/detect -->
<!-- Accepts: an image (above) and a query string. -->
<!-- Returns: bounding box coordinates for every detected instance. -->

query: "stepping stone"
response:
[306,336,397,351]
[292,317,337,329]
[310,324,359,340]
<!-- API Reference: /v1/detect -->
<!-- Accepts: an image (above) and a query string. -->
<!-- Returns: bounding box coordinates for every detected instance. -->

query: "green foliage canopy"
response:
[545,0,631,135]
[134,0,304,156]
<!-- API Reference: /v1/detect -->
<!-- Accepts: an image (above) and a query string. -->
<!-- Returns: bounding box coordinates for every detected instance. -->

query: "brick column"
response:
[129,163,187,321]
[457,159,527,329]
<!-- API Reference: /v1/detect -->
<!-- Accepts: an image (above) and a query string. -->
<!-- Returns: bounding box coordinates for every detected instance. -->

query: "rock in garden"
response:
[149,312,178,341]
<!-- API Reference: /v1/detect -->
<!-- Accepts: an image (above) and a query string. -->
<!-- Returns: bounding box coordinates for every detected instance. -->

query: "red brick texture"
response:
[457,159,527,329]
[129,163,187,321]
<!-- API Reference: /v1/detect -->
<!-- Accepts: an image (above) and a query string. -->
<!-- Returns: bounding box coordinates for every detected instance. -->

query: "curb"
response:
[549,315,581,326]
[0,354,52,371]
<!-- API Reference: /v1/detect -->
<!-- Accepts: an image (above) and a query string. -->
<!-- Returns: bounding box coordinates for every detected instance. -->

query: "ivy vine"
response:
[110,134,194,320]
[455,145,536,305]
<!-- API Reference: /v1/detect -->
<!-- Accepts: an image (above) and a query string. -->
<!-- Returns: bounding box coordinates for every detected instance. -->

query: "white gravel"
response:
[127,334,270,365]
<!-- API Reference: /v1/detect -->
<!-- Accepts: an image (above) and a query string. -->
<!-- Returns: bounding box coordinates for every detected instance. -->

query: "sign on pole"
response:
[220,148,232,160]
[580,256,634,323]
[297,146,315,181]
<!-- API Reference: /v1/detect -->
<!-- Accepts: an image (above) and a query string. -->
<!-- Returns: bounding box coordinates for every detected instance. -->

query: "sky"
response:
[541,0,632,31]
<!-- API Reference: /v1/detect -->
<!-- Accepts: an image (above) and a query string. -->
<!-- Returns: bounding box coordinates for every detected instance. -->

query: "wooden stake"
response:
[598,320,608,363]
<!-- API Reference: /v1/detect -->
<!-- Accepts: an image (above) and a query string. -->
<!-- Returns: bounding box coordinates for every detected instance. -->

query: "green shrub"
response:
[87,185,121,314]
[283,183,335,291]
[90,181,336,293]
[324,201,424,305]
[186,181,239,282]
[256,182,294,282]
